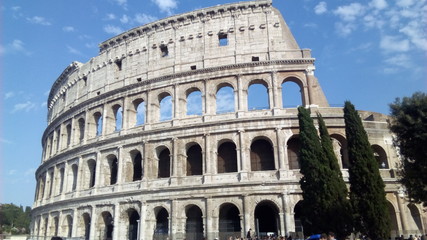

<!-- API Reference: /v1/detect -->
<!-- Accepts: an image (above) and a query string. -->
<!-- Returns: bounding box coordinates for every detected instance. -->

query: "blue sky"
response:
[1,0,426,207]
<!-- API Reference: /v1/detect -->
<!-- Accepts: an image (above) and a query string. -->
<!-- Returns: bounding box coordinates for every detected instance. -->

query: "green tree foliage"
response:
[297,107,332,235]
[0,204,31,234]
[317,113,353,239]
[389,92,427,206]
[344,101,390,240]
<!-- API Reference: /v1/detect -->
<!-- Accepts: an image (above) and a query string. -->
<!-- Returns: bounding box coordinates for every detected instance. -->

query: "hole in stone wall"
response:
[218,33,228,46]
[137,77,142,82]
[252,56,259,62]
[115,59,122,71]
[160,45,169,57]
[191,65,197,70]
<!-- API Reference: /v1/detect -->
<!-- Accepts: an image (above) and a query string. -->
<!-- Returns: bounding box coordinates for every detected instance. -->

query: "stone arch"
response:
[156,146,171,178]
[281,77,304,108]
[105,154,118,185]
[133,98,146,126]
[254,200,280,237]
[330,134,349,169]
[70,164,78,191]
[86,159,96,188]
[250,137,275,171]
[154,206,170,240]
[293,201,304,237]
[247,79,270,110]
[65,123,72,147]
[159,92,173,122]
[186,143,203,176]
[217,140,238,173]
[371,144,389,169]
[186,87,203,116]
[61,214,73,238]
[78,212,91,240]
[96,211,114,240]
[407,203,423,232]
[386,201,399,236]
[58,167,65,195]
[287,135,300,170]
[185,204,204,240]
[216,83,235,114]
[52,215,59,236]
[113,104,123,132]
[77,117,85,142]
[129,150,143,182]
[218,202,242,239]
[126,208,140,240]
[93,111,103,137]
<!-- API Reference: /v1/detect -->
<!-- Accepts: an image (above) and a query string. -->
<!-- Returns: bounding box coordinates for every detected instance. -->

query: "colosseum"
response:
[30,0,426,239]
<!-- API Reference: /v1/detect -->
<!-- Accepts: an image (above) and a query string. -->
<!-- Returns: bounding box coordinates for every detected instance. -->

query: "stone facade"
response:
[31,1,426,240]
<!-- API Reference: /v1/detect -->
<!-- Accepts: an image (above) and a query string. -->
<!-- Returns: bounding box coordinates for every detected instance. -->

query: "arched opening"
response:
[58,168,65,194]
[248,82,269,110]
[81,213,91,240]
[53,216,59,236]
[94,112,103,137]
[128,209,140,240]
[217,142,238,173]
[407,204,423,232]
[187,90,202,116]
[186,205,204,240]
[63,215,73,238]
[254,201,279,237]
[387,202,399,236]
[282,79,303,108]
[330,134,349,169]
[293,201,304,238]
[87,160,96,188]
[219,203,241,239]
[98,211,114,240]
[159,94,172,121]
[287,136,300,170]
[132,152,143,181]
[71,164,78,191]
[113,105,123,131]
[216,85,235,114]
[109,156,118,185]
[250,139,275,171]
[187,144,203,176]
[158,148,171,178]
[78,118,85,142]
[134,99,146,126]
[154,208,169,240]
[371,144,389,169]
[66,124,72,147]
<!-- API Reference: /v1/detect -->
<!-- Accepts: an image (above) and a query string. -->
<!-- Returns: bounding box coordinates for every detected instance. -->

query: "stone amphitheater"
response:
[30,0,426,239]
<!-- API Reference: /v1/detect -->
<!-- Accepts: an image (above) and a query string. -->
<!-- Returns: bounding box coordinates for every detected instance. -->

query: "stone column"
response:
[122,96,130,130]
[396,193,409,234]
[243,195,251,236]
[89,208,97,240]
[204,133,212,183]
[117,146,124,186]
[94,151,102,191]
[173,84,179,121]
[113,204,120,240]
[281,192,291,236]
[72,209,78,237]
[236,75,246,113]
[75,157,83,195]
[172,138,179,178]
[271,71,282,109]
[62,162,69,196]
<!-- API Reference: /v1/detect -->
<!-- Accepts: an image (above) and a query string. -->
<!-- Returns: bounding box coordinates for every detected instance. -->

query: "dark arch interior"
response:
[186,206,204,240]
[133,152,143,181]
[158,149,171,178]
[250,139,275,171]
[128,210,140,240]
[187,145,202,176]
[287,137,300,170]
[110,157,118,185]
[219,204,241,233]
[254,202,279,236]
[217,142,238,173]
[154,208,169,240]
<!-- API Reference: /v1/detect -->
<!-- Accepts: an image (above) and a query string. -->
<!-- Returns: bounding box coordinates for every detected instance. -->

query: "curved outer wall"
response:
[31,1,426,239]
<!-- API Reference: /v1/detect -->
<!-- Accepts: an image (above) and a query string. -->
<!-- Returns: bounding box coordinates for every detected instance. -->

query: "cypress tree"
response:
[343,101,390,240]
[317,112,353,239]
[297,107,329,235]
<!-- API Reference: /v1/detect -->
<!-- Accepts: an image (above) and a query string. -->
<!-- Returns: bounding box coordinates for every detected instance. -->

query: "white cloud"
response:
[103,25,123,35]
[2,39,31,55]
[67,45,82,55]
[335,22,357,37]
[333,3,366,22]
[151,0,178,15]
[304,23,318,28]
[26,16,51,26]
[134,13,157,25]
[380,35,410,52]
[11,101,37,113]
[0,138,13,144]
[4,91,15,99]
[11,6,21,11]
[396,0,415,8]
[63,26,75,32]
[369,0,388,10]
[399,21,427,51]
[186,92,202,116]
[384,54,412,68]
[160,96,172,121]
[113,0,128,9]
[8,170,17,175]
[41,102,47,107]
[363,14,385,29]
[120,14,129,24]
[216,87,234,114]
[314,2,327,15]
[11,39,25,51]
[24,168,36,176]
[105,13,116,20]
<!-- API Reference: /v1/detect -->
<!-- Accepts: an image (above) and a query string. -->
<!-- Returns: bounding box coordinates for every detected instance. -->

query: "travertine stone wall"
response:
[31,1,426,240]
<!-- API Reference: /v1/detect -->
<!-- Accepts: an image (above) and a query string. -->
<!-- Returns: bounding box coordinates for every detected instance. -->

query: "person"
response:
[327,232,336,240]
[321,234,328,240]
[247,229,252,239]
